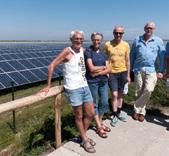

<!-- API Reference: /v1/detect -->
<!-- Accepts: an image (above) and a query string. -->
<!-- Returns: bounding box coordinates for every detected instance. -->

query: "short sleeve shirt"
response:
[84,46,108,83]
[105,40,130,73]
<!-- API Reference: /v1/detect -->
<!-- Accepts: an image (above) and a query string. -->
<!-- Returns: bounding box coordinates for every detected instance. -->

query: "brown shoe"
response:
[132,112,139,120]
[138,114,145,122]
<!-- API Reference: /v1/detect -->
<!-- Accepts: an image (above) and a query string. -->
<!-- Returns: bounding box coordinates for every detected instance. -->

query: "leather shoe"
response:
[138,114,145,122]
[132,112,139,120]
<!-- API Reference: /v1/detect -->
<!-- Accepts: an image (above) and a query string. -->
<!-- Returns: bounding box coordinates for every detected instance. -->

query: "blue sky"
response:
[0,0,169,40]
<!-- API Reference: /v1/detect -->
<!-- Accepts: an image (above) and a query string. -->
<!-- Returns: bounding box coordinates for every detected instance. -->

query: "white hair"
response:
[70,30,84,40]
[144,21,156,29]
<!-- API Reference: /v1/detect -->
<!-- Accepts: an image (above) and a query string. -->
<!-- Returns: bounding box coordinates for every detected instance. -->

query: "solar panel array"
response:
[0,43,67,90]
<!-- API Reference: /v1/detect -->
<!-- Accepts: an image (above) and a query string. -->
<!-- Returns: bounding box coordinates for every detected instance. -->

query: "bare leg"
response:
[117,91,123,108]
[99,114,104,123]
[73,105,88,142]
[83,102,95,132]
[94,114,102,128]
[111,91,118,112]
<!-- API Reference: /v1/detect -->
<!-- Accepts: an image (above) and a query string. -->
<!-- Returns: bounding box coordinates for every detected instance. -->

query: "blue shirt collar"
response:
[139,34,155,43]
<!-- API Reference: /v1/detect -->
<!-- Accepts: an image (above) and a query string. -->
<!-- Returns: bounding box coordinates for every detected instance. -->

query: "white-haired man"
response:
[41,30,96,153]
[130,22,166,122]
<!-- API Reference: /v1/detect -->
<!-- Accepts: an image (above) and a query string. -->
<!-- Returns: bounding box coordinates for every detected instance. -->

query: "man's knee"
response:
[86,110,95,119]
[75,114,83,121]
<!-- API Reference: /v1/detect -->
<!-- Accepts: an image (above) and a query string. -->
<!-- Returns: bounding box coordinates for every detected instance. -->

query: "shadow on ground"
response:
[123,103,169,131]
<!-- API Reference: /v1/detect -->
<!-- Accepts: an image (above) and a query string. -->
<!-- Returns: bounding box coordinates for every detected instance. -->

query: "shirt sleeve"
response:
[166,42,169,55]
[158,38,166,72]
[104,42,109,56]
[84,49,92,60]
[126,42,130,54]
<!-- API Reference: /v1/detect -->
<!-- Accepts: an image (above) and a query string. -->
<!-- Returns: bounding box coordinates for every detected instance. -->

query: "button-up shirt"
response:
[130,35,166,73]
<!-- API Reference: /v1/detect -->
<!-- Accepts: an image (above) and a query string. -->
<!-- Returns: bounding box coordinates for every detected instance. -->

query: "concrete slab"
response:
[47,110,169,156]
[47,146,81,156]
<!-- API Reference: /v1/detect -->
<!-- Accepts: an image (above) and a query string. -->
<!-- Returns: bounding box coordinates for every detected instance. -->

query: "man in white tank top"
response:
[41,30,96,153]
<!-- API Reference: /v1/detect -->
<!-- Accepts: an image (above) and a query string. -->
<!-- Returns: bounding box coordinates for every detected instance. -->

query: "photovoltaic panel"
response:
[0,68,4,73]
[9,53,21,59]
[0,61,16,72]
[23,53,32,58]
[30,68,47,80]
[0,82,5,89]
[37,58,50,66]
[8,72,29,85]
[36,52,45,57]
[0,55,5,60]
[0,73,15,88]
[20,70,40,82]
[7,60,26,70]
[29,52,39,58]
[18,60,35,69]
[0,42,71,90]
[28,58,45,67]
[1,54,13,60]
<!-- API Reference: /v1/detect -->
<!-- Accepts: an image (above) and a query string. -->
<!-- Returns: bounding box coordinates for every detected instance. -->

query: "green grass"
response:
[0,79,169,155]
[124,80,169,112]
[0,81,77,156]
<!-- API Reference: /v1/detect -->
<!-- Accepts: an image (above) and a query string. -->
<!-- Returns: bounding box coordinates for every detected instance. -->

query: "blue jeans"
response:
[88,81,108,115]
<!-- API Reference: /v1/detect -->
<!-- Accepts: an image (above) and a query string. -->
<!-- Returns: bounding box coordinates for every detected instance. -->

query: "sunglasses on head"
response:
[114,32,124,35]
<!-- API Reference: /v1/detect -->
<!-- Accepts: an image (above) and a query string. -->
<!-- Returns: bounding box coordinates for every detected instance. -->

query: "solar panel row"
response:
[0,43,66,90]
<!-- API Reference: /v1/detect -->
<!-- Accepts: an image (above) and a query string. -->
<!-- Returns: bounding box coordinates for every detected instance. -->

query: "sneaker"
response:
[110,116,118,127]
[117,112,127,122]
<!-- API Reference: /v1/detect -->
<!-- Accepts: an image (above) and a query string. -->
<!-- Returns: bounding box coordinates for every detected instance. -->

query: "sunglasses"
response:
[145,27,153,30]
[114,32,124,35]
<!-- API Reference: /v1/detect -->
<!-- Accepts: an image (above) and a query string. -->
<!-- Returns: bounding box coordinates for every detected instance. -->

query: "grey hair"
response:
[144,21,156,29]
[91,32,103,40]
[70,30,84,40]
[113,25,124,33]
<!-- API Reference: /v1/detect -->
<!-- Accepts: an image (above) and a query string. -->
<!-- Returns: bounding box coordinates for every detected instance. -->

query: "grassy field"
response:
[0,80,76,156]
[0,79,169,155]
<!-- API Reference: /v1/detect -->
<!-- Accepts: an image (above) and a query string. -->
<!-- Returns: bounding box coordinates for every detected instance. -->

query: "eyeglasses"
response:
[114,32,124,35]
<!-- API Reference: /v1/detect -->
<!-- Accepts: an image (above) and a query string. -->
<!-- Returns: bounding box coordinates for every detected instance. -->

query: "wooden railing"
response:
[0,85,64,148]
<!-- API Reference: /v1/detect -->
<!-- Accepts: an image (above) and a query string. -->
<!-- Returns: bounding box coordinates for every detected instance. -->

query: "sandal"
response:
[71,136,96,146]
[88,138,96,146]
[96,127,108,138]
[81,140,96,153]
[101,123,111,132]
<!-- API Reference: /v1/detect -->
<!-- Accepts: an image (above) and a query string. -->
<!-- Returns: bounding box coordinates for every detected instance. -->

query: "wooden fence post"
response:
[55,93,62,148]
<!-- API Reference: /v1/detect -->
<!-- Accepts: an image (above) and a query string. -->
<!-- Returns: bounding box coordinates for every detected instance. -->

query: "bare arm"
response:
[41,48,70,92]
[86,58,106,73]
[91,61,111,77]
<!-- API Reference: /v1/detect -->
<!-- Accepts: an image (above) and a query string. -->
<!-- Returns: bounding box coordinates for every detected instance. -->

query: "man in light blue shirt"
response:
[130,21,165,122]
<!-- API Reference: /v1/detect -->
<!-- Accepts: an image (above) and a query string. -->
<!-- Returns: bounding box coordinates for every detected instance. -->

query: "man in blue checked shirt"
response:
[130,21,166,122]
